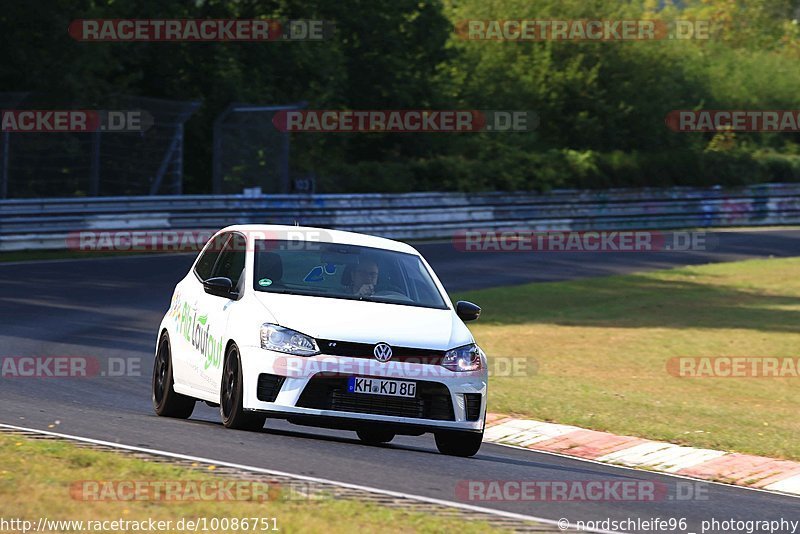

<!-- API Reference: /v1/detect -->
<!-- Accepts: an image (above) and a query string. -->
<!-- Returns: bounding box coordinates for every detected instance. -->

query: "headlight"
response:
[260,324,319,356]
[442,343,483,372]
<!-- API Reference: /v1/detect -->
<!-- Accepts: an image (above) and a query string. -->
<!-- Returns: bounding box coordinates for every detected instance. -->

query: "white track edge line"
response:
[0,423,619,534]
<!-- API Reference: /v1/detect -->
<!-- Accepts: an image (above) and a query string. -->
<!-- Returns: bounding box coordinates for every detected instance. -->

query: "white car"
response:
[152,225,488,457]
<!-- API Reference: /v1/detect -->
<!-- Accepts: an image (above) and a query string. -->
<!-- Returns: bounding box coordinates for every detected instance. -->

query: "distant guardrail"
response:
[1,183,800,251]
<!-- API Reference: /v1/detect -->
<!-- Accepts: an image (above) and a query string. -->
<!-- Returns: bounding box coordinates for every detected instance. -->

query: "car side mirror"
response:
[203,277,238,299]
[456,300,481,322]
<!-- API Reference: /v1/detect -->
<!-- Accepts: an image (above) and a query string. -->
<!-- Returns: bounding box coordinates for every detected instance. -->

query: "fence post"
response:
[174,123,184,195]
[0,92,28,199]
[280,127,290,194]
[212,105,232,195]
[89,130,101,196]
[150,128,181,195]
[0,132,9,200]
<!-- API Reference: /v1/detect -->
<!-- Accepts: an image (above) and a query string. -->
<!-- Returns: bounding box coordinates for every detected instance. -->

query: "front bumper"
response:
[238,346,488,433]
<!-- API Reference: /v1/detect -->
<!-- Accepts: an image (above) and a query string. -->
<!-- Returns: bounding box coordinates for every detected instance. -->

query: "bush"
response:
[312,147,800,193]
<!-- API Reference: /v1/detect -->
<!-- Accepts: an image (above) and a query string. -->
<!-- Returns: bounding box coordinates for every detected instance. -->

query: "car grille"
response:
[297,374,455,421]
[464,393,482,421]
[315,339,446,365]
[256,374,286,402]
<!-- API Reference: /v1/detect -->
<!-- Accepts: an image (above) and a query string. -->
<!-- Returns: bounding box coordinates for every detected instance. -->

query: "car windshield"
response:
[252,240,447,309]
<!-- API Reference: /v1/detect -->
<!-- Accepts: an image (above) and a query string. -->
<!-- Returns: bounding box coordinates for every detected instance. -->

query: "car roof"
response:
[218,224,419,255]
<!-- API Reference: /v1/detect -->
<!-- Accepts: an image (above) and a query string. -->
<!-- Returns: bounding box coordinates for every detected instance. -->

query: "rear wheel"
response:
[152,332,195,419]
[220,344,266,431]
[356,429,395,445]
[434,430,483,457]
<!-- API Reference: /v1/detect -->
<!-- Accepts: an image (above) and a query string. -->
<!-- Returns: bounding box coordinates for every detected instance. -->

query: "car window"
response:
[212,233,247,287]
[194,233,230,281]
[407,260,441,304]
[253,240,447,309]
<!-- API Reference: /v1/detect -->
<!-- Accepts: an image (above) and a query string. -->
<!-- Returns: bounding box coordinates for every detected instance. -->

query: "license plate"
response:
[347,376,416,398]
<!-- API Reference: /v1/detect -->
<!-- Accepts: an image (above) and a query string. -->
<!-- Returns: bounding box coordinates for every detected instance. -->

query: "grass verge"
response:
[453,257,800,460]
[0,433,504,533]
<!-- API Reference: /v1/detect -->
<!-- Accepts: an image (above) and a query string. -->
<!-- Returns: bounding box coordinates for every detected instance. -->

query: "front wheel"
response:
[434,430,483,457]
[220,344,266,431]
[152,332,195,419]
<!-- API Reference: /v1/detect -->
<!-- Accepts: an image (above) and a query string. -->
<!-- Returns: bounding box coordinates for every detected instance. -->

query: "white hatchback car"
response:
[152,225,488,456]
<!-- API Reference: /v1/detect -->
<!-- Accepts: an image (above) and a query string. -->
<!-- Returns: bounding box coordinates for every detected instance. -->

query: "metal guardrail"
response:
[2,183,800,251]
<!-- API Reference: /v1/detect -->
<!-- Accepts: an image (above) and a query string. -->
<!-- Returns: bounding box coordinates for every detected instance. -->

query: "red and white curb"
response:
[484,414,800,497]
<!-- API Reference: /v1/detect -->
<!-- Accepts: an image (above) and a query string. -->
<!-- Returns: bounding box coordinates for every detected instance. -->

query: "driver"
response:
[349,259,379,297]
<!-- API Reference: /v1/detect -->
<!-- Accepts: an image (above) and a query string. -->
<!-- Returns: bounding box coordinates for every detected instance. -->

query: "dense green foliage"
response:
[2,0,800,193]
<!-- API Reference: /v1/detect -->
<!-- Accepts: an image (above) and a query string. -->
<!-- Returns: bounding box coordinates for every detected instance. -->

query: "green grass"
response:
[0,434,504,533]
[453,257,800,460]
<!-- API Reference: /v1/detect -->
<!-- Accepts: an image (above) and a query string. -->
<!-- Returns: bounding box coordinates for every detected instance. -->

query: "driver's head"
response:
[351,259,379,290]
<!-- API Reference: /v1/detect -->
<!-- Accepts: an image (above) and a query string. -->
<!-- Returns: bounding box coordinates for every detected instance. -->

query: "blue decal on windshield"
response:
[303,265,324,282]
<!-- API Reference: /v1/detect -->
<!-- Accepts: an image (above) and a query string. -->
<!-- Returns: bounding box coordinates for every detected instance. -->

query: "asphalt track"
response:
[1,228,799,533]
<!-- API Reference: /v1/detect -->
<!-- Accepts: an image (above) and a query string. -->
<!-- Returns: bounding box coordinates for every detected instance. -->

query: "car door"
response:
[189,232,248,396]
[170,231,229,393]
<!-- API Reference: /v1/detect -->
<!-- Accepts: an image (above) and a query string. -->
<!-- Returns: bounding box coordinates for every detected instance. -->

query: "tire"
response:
[356,429,395,445]
[220,343,266,431]
[434,430,483,457]
[152,332,195,419]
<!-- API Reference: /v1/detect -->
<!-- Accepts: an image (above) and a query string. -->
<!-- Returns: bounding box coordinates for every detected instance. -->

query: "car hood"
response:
[252,292,472,350]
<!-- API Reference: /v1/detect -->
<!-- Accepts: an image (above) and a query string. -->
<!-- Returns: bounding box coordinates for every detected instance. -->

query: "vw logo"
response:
[373,342,393,362]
